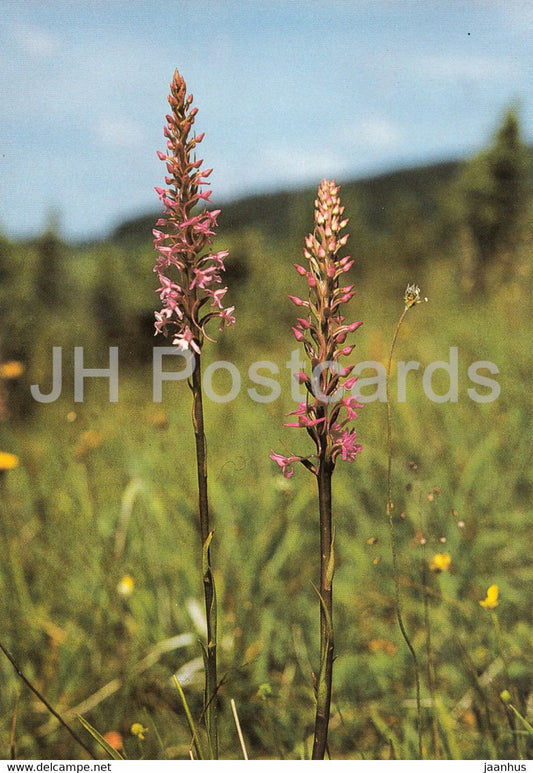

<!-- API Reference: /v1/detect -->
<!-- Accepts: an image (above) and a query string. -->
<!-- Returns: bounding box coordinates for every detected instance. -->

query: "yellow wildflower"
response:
[0,452,19,471]
[130,723,148,740]
[116,574,135,599]
[0,361,24,379]
[429,552,452,572]
[479,584,499,609]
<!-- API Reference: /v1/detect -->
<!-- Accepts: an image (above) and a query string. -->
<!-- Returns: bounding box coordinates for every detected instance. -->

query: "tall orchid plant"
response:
[153,69,234,758]
[271,180,362,759]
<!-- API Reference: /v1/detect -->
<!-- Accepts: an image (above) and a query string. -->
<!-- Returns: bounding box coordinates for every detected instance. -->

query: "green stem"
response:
[311,454,334,760]
[491,611,521,759]
[507,704,533,736]
[422,561,440,758]
[0,639,95,758]
[386,306,423,759]
[191,356,218,758]
[173,675,206,760]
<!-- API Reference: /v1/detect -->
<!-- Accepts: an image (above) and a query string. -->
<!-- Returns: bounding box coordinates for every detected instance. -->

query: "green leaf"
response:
[173,674,206,760]
[77,714,125,760]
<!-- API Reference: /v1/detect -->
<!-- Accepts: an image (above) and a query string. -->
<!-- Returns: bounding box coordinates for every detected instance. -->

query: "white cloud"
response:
[209,120,406,201]
[339,118,404,152]
[205,144,349,201]
[416,52,520,82]
[258,145,346,183]
[12,24,59,57]
[93,117,145,149]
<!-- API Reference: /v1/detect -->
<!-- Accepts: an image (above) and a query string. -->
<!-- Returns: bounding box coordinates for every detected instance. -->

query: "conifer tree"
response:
[457,108,529,291]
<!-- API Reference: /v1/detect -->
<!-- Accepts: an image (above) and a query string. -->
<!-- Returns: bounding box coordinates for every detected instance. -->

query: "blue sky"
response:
[1,0,532,240]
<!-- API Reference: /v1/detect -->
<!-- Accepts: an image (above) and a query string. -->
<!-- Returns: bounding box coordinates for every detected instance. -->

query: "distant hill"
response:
[109,158,463,247]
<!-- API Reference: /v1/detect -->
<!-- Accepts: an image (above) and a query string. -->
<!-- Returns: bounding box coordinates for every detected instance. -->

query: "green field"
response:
[0,116,532,759]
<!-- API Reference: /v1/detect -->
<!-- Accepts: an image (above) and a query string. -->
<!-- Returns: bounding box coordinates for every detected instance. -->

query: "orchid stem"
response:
[311,454,334,760]
[191,354,218,759]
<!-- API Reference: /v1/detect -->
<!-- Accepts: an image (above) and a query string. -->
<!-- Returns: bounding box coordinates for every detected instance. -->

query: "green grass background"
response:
[0,155,531,759]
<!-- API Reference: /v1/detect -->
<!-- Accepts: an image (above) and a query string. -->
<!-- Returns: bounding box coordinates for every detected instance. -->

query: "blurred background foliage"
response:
[0,107,531,759]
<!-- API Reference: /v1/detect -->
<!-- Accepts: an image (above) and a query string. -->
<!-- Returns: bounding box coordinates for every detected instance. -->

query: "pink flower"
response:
[191,265,221,290]
[331,427,362,462]
[343,376,358,390]
[154,308,173,334]
[344,321,363,333]
[206,287,228,308]
[270,452,300,479]
[272,180,362,478]
[218,306,236,328]
[153,70,234,351]
[336,345,354,358]
[337,288,355,305]
[340,395,363,421]
[284,402,326,428]
[289,295,307,307]
[172,326,200,354]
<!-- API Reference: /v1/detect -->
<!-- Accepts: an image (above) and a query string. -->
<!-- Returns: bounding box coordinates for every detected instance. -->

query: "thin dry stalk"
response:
[230,698,249,760]
[385,285,427,758]
[0,639,94,758]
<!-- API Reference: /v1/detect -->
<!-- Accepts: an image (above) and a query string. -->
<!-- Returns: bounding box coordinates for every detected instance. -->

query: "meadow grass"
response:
[0,246,531,759]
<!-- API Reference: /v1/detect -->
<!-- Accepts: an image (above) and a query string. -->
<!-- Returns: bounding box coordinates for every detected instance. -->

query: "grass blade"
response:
[173,673,206,760]
[76,714,125,760]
